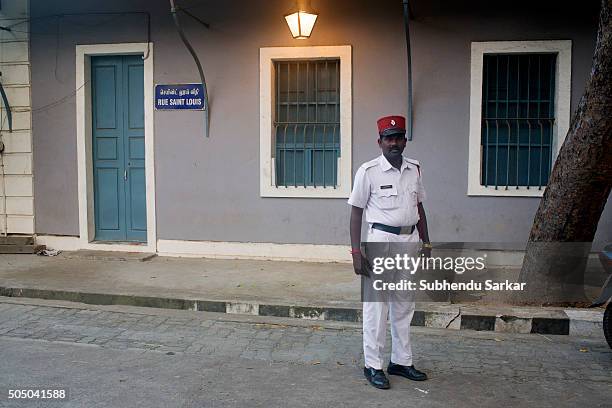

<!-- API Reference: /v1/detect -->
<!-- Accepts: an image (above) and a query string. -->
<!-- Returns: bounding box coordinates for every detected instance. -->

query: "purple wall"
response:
[31,0,610,246]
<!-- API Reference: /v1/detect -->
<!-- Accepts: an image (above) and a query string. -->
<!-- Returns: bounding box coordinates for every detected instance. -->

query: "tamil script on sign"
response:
[155,84,205,110]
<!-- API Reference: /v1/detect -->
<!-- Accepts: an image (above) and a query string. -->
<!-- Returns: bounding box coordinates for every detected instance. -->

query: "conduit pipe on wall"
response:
[402,0,413,140]
[0,77,12,133]
[169,0,210,137]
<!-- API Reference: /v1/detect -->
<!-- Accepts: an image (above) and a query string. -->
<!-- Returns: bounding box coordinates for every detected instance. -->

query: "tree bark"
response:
[516,0,612,305]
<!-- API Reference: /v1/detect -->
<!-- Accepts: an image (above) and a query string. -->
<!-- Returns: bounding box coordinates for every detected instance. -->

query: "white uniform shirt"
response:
[348,154,426,227]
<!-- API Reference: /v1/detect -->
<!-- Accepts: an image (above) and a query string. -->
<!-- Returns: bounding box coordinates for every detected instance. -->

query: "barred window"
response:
[274,59,340,187]
[481,54,556,189]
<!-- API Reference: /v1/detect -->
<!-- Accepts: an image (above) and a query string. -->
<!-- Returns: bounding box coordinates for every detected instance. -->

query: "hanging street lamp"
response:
[284,0,318,39]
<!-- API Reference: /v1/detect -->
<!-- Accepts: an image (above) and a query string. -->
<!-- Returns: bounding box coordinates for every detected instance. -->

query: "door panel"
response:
[93,65,118,129]
[95,137,118,160]
[92,55,146,242]
[127,63,145,129]
[95,168,123,231]
[128,168,147,233]
[123,56,146,241]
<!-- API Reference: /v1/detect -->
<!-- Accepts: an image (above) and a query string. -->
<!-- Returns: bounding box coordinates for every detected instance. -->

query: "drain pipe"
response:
[169,0,210,137]
[402,0,413,140]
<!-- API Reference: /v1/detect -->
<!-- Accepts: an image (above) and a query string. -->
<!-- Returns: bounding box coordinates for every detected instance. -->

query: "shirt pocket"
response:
[399,181,419,208]
[375,186,399,210]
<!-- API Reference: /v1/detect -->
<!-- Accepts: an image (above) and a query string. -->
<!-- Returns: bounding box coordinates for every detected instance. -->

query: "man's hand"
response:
[352,252,371,277]
[349,206,368,276]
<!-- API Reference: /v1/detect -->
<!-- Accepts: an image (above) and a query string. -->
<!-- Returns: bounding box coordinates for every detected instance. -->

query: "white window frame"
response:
[259,45,352,198]
[467,40,572,197]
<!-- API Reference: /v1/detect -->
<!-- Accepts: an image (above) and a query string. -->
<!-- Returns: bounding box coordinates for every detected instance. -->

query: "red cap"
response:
[377,115,406,137]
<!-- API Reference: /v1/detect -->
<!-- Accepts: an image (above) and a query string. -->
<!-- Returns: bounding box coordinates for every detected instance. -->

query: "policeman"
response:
[348,115,431,389]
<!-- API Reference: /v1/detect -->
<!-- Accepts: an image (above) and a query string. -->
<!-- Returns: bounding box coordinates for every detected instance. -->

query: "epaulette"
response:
[406,158,421,175]
[360,158,379,172]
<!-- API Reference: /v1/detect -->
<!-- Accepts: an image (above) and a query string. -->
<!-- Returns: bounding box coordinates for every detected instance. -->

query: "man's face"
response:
[378,133,407,159]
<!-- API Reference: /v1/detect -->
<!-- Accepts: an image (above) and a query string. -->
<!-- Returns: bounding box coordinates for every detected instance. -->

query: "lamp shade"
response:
[284,1,318,39]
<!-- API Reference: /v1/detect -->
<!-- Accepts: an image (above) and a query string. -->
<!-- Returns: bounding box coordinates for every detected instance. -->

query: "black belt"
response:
[372,223,415,235]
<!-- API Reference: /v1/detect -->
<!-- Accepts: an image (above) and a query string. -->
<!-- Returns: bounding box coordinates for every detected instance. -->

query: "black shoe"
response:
[387,362,428,381]
[363,367,390,389]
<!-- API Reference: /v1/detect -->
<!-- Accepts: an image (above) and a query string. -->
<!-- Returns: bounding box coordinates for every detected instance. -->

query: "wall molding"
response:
[156,239,351,262]
[35,235,605,268]
[35,235,351,262]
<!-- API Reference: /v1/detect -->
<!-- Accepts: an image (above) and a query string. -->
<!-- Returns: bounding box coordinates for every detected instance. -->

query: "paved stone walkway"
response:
[0,299,610,382]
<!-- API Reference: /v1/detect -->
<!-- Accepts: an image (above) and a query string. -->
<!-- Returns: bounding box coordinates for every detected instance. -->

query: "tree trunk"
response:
[516,0,612,305]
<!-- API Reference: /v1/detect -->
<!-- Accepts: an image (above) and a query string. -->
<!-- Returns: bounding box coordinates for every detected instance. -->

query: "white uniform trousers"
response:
[363,226,419,370]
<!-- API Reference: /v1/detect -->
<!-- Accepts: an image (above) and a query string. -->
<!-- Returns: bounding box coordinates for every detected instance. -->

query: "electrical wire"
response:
[0,12,151,59]
[4,12,142,29]
[32,81,89,114]
[0,13,126,37]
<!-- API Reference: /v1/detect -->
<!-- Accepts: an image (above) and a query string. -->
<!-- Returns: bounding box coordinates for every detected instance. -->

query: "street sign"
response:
[155,84,205,110]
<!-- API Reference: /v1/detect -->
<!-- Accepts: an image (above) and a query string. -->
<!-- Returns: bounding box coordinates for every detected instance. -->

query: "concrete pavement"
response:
[0,253,606,336]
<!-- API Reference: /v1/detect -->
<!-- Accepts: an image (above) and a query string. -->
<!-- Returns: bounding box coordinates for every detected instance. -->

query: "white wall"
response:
[0,0,32,234]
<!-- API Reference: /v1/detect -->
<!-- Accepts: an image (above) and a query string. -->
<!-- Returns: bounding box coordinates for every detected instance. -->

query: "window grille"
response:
[481,54,556,189]
[274,59,340,187]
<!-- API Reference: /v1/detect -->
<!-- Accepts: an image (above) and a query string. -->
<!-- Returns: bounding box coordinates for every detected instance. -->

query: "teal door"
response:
[92,55,146,242]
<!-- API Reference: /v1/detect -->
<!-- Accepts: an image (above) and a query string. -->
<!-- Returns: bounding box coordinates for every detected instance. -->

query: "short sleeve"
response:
[347,166,370,208]
[416,167,427,203]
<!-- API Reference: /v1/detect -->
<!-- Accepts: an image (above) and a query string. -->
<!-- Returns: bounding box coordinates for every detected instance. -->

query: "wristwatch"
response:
[422,243,433,249]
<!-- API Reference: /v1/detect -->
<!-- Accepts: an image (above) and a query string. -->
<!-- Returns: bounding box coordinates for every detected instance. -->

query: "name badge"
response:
[380,185,393,190]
